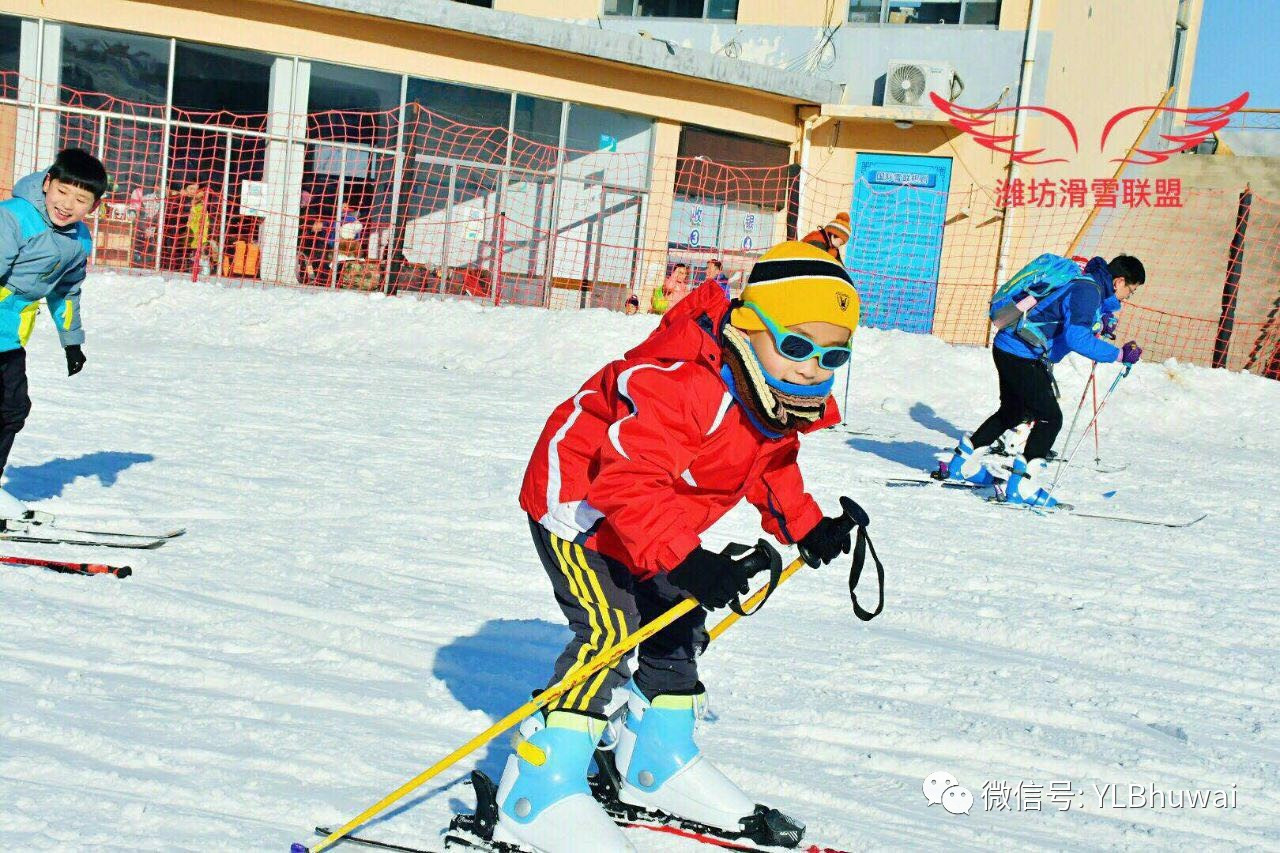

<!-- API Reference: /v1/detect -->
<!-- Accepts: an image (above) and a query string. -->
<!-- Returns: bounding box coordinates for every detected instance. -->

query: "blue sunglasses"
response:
[743,302,852,369]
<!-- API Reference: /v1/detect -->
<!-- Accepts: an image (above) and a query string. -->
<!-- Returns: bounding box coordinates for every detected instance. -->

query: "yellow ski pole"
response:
[306,545,793,853]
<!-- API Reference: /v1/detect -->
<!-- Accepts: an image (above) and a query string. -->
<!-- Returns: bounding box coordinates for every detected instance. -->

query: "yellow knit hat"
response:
[730,240,860,334]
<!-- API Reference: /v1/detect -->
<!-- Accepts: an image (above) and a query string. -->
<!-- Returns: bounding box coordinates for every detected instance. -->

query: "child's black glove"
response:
[797,510,856,567]
[667,547,753,610]
[65,345,86,376]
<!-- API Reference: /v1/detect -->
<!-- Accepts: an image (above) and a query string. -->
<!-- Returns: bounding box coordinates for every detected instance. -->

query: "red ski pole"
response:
[0,555,132,578]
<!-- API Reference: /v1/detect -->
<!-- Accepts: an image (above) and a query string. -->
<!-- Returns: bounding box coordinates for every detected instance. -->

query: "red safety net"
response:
[2,71,1278,377]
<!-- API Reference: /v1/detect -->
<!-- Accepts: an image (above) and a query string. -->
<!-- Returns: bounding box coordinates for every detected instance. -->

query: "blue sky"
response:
[1190,0,1280,110]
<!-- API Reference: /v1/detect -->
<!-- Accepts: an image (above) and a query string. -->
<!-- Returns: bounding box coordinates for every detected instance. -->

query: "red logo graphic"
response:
[929,91,1249,166]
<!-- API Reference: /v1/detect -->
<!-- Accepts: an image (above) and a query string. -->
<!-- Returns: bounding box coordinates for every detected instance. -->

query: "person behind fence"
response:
[946,254,1147,507]
[0,148,106,518]
[703,257,731,298]
[495,240,864,852]
[802,211,850,262]
[650,262,689,315]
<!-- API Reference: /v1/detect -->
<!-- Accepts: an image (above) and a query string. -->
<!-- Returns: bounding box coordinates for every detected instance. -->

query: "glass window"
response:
[564,103,653,188]
[604,0,734,18]
[172,42,274,129]
[307,61,400,147]
[856,1,1000,24]
[512,94,563,170]
[848,2,884,23]
[406,77,510,165]
[0,15,20,75]
[60,25,169,115]
[706,0,738,19]
[963,1,1000,24]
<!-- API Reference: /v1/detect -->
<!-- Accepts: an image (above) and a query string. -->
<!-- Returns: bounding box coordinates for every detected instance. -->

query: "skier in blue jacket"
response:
[0,148,107,511]
[948,254,1146,506]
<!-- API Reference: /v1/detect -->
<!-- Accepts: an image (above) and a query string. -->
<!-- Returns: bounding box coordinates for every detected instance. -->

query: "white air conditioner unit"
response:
[884,60,959,107]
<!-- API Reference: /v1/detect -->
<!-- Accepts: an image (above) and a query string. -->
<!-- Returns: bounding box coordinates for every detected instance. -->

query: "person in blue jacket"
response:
[0,148,107,502]
[949,254,1146,506]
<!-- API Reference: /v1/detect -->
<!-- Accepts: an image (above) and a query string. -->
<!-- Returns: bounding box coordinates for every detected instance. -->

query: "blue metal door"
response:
[846,153,952,333]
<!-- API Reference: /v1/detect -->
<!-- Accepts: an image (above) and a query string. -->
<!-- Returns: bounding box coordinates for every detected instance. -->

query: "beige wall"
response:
[493,0,600,18]
[6,0,803,143]
[737,0,838,27]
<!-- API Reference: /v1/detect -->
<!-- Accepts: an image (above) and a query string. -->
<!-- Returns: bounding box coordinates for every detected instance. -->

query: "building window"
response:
[564,103,654,188]
[307,61,401,147]
[512,94,563,168]
[604,0,737,20]
[60,24,169,115]
[0,15,20,77]
[406,77,511,164]
[172,42,274,130]
[850,1,1001,25]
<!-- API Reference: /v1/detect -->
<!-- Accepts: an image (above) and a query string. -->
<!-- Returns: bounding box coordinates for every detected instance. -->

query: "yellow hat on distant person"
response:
[730,240,860,335]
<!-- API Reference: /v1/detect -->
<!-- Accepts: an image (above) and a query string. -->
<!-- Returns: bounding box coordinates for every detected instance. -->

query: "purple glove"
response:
[1121,340,1142,365]
[1100,313,1118,340]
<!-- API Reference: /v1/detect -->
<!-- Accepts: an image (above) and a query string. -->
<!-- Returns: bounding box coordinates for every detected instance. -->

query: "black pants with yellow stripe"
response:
[529,518,707,717]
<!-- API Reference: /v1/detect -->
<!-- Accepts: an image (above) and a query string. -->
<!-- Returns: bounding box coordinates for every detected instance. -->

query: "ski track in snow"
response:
[1,275,1277,852]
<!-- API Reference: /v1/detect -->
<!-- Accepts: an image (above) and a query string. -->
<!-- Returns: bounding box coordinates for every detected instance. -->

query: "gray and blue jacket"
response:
[994,256,1122,364]
[0,170,91,353]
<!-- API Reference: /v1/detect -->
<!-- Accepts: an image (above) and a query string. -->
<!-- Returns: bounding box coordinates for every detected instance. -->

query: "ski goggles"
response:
[742,302,852,370]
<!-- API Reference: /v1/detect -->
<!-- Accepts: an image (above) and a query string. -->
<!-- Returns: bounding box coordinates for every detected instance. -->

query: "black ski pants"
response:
[529,518,706,717]
[970,346,1062,462]
[0,348,32,478]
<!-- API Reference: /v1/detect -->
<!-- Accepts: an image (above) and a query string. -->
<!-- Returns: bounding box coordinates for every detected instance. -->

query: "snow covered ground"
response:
[1,273,1277,852]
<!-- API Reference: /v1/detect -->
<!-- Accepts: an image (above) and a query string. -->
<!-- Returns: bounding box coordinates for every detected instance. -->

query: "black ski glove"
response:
[797,509,857,568]
[667,546,754,610]
[65,345,86,376]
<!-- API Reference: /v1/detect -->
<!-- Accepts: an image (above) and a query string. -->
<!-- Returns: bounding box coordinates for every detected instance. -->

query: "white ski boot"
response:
[492,710,635,853]
[612,684,804,847]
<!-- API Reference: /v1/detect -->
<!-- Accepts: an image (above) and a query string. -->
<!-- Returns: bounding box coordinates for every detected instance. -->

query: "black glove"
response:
[797,510,857,568]
[667,546,754,610]
[65,345,86,376]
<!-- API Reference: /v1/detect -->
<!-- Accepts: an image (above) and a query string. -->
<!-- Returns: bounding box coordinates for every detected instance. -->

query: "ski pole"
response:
[0,555,132,578]
[306,545,797,853]
[1054,362,1096,466]
[1046,364,1130,497]
[1091,369,1102,464]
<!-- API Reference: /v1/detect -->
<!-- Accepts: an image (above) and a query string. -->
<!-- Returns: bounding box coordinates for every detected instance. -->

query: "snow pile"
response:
[1,274,1276,850]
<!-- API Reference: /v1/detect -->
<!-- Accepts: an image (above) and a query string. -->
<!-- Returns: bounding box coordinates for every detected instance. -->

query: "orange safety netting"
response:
[2,71,1278,377]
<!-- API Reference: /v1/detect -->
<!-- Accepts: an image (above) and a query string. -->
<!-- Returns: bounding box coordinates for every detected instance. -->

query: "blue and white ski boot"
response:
[493,710,635,852]
[945,434,995,485]
[1004,456,1058,507]
[611,684,804,847]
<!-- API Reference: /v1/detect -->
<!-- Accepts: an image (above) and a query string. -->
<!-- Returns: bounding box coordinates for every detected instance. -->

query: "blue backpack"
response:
[989,253,1086,352]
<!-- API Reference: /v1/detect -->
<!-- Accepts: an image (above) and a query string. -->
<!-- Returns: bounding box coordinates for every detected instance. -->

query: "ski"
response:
[308,827,445,853]
[3,511,184,540]
[590,751,831,853]
[0,555,132,578]
[0,528,172,549]
[987,499,1207,528]
[882,476,987,490]
[1066,508,1207,528]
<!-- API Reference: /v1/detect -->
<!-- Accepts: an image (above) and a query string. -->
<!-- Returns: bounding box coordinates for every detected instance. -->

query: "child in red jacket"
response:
[496,241,861,853]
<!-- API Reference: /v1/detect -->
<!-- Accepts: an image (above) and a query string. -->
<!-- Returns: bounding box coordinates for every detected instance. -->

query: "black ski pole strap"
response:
[725,538,783,617]
[848,525,884,621]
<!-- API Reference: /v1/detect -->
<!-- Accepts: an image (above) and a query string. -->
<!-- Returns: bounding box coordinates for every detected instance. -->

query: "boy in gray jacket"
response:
[0,148,108,509]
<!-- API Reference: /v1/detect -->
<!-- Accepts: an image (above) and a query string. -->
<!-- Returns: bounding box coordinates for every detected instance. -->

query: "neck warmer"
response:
[720,325,831,439]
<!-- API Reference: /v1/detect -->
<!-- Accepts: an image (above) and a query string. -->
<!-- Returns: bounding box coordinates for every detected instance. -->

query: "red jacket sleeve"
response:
[586,362,712,578]
[745,438,824,546]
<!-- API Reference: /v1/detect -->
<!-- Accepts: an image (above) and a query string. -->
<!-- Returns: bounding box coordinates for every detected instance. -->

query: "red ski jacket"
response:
[519,282,838,579]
